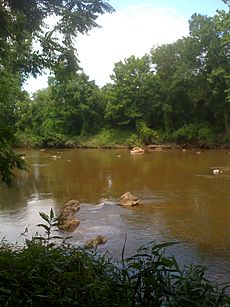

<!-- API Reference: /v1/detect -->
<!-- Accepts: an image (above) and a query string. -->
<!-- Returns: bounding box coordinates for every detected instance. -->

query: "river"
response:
[1,148,230,284]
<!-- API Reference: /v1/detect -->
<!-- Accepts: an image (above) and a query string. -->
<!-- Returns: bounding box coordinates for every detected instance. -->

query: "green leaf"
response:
[161,257,175,268]
[50,208,54,220]
[39,212,50,223]
[37,224,50,232]
[151,241,179,251]
[129,263,141,270]
[0,287,11,294]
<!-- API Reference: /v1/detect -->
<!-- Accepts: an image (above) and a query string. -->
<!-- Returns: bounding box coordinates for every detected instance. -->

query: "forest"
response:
[1,1,230,305]
[0,0,230,185]
[0,0,230,184]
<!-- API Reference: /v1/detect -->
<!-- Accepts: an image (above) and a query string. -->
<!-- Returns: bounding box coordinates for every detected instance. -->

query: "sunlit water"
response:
[1,148,230,284]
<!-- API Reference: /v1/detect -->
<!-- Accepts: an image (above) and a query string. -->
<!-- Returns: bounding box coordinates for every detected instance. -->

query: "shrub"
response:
[0,210,229,306]
[197,126,216,147]
[83,128,139,147]
[126,133,141,147]
[136,121,159,144]
[172,123,216,146]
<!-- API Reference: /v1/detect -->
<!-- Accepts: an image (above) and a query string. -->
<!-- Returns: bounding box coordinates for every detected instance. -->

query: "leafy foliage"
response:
[49,67,105,136]
[80,128,140,147]
[0,0,114,78]
[136,121,159,144]
[0,124,26,185]
[0,0,114,184]
[172,123,216,146]
[0,210,229,306]
[1,1,230,183]
[104,55,160,129]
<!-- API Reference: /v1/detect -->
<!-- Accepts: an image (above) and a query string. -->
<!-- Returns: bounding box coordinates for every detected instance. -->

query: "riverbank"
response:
[17,128,230,150]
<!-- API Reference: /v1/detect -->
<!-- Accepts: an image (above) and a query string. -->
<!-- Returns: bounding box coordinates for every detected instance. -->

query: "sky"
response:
[24,0,227,93]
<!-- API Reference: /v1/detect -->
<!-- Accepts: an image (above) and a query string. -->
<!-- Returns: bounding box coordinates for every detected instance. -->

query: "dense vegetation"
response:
[0,2,230,304]
[0,210,229,306]
[0,1,230,184]
[13,1,230,150]
[0,0,114,184]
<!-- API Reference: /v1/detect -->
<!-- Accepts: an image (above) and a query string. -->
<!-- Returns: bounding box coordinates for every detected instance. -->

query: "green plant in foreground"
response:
[0,209,229,306]
[34,209,64,247]
[123,242,229,306]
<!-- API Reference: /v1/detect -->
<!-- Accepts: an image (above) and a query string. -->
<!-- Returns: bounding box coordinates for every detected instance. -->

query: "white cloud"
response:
[76,4,189,86]
[23,71,49,94]
[25,4,189,92]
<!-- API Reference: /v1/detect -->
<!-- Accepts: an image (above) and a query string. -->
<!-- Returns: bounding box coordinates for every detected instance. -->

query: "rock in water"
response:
[212,169,223,175]
[130,146,144,154]
[85,235,108,248]
[119,192,141,207]
[58,200,80,231]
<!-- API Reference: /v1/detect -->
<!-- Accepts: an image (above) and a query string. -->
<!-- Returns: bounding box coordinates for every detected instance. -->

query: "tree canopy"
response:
[0,0,114,184]
[0,0,114,77]
[1,0,230,183]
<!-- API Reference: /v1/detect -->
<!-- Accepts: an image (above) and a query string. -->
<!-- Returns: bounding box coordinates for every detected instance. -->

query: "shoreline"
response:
[17,142,230,150]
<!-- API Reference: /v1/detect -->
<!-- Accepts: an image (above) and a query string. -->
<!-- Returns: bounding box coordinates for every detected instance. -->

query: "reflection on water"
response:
[1,148,230,282]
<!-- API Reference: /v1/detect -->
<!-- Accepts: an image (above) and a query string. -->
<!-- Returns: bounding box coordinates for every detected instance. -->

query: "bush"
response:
[0,210,229,306]
[83,128,139,147]
[136,121,159,144]
[126,133,141,147]
[16,131,69,148]
[172,124,197,143]
[222,134,230,144]
[172,123,216,146]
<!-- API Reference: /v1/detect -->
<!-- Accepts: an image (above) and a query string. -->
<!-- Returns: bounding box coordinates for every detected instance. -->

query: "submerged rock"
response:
[85,235,107,248]
[118,192,141,207]
[58,200,80,231]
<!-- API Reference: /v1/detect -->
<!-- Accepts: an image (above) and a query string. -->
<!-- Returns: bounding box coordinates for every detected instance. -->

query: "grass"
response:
[78,128,141,148]
[0,210,229,306]
[17,128,142,149]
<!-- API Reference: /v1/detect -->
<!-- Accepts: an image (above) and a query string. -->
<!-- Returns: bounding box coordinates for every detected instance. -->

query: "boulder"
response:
[59,219,80,232]
[130,146,144,154]
[85,235,107,248]
[212,169,223,175]
[58,200,80,231]
[118,192,141,207]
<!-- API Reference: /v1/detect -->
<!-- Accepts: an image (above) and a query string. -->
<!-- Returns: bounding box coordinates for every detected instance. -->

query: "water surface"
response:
[1,148,230,283]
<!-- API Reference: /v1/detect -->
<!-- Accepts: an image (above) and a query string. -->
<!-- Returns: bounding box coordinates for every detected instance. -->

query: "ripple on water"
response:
[31,163,50,167]
[197,174,230,179]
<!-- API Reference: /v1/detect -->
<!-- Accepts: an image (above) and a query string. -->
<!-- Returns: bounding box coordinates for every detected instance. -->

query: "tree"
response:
[16,88,64,147]
[0,125,26,186]
[0,69,27,184]
[151,38,200,131]
[0,0,114,184]
[149,4,230,137]
[49,66,105,137]
[105,55,160,131]
[189,11,230,134]
[0,0,114,77]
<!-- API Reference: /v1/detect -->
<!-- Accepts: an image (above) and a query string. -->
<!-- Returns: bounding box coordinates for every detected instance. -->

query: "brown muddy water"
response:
[1,148,230,283]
